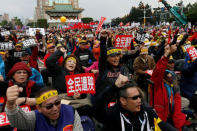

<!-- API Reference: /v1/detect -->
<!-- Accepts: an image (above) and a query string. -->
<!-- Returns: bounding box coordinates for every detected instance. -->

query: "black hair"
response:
[118,83,144,100]
[62,54,81,72]
[35,87,56,98]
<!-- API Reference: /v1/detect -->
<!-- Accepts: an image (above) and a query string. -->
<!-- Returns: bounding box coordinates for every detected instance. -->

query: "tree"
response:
[81,17,93,23]
[111,17,122,27]
[186,2,197,25]
[27,22,37,28]
[1,20,8,27]
[13,17,23,26]
[37,19,48,28]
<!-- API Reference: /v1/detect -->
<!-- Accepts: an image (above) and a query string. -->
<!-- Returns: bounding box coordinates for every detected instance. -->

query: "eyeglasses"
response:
[15,71,28,74]
[125,95,142,100]
[43,100,61,110]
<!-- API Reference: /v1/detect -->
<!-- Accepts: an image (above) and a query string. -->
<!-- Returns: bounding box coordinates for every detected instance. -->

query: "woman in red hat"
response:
[2,62,41,111]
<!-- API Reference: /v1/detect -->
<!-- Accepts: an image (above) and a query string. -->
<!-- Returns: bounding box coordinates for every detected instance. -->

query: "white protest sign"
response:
[1,31,10,36]
[136,33,146,42]
[87,34,94,38]
[22,39,37,48]
[0,42,14,50]
[29,28,45,36]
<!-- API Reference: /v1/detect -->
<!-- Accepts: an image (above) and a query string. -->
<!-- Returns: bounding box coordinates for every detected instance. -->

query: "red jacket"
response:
[150,56,187,130]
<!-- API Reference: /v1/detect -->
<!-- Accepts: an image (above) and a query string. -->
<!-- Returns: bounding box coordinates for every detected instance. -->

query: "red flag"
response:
[189,32,197,42]
[96,17,107,34]
[119,22,123,27]
[125,22,130,27]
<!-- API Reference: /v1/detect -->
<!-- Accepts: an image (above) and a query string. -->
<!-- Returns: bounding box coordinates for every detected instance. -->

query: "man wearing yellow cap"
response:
[5,87,83,131]
[133,47,155,87]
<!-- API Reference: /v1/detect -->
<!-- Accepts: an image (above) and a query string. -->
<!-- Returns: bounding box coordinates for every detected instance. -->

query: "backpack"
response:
[80,116,95,131]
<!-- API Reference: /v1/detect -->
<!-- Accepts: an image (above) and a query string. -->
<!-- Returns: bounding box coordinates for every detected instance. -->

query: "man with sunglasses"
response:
[5,87,83,131]
[93,75,176,131]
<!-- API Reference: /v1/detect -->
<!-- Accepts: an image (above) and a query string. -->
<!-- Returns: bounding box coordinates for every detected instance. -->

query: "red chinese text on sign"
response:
[115,35,133,50]
[186,46,197,62]
[65,73,96,96]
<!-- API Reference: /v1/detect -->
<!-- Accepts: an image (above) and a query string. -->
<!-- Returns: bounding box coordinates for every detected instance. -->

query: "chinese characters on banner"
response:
[0,105,31,127]
[65,73,96,96]
[0,42,14,50]
[1,31,10,36]
[22,38,37,48]
[136,33,146,42]
[186,46,197,62]
[115,35,133,50]
[96,17,107,34]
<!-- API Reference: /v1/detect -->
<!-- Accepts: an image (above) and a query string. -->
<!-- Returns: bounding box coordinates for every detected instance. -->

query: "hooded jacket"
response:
[150,56,187,130]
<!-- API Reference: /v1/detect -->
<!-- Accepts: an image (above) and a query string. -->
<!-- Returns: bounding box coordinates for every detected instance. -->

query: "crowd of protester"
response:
[0,25,197,131]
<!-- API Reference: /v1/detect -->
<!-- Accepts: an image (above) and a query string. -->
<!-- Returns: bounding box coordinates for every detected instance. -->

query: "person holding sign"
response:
[96,30,136,98]
[180,51,197,112]
[46,47,81,94]
[5,87,83,131]
[133,46,155,89]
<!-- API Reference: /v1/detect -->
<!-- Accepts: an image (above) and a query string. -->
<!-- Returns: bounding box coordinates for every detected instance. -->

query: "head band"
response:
[107,49,121,55]
[66,57,76,63]
[36,90,58,105]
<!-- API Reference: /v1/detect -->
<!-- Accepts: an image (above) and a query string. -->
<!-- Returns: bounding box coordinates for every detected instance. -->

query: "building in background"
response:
[2,13,10,22]
[35,0,50,20]
[35,0,83,27]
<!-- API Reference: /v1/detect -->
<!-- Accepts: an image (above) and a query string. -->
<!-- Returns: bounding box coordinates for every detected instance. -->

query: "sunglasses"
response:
[125,95,142,100]
[43,100,61,110]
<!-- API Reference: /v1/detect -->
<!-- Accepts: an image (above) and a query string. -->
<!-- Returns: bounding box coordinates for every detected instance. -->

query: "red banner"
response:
[114,35,133,49]
[0,105,31,127]
[96,17,107,34]
[65,73,96,96]
[186,46,197,62]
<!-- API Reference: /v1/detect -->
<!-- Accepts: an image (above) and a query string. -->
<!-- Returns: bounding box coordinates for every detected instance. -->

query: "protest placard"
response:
[115,35,133,49]
[145,70,153,76]
[0,105,31,127]
[22,39,37,48]
[0,42,14,50]
[86,34,94,38]
[1,31,10,36]
[65,73,96,96]
[29,28,45,36]
[136,32,146,42]
[186,46,197,62]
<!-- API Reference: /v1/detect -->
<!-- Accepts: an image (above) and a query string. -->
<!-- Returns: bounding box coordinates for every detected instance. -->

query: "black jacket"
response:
[96,37,135,95]
[92,84,177,131]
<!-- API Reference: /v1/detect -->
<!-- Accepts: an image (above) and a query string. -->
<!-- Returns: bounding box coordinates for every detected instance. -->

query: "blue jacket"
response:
[180,53,197,99]
[29,68,44,87]
[0,55,5,79]
[34,104,74,131]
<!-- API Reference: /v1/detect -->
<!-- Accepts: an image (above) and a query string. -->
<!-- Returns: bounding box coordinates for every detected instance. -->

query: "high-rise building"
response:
[3,13,9,22]
[35,0,50,20]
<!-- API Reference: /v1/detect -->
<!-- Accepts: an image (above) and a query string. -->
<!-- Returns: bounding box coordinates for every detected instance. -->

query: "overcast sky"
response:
[0,0,196,22]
